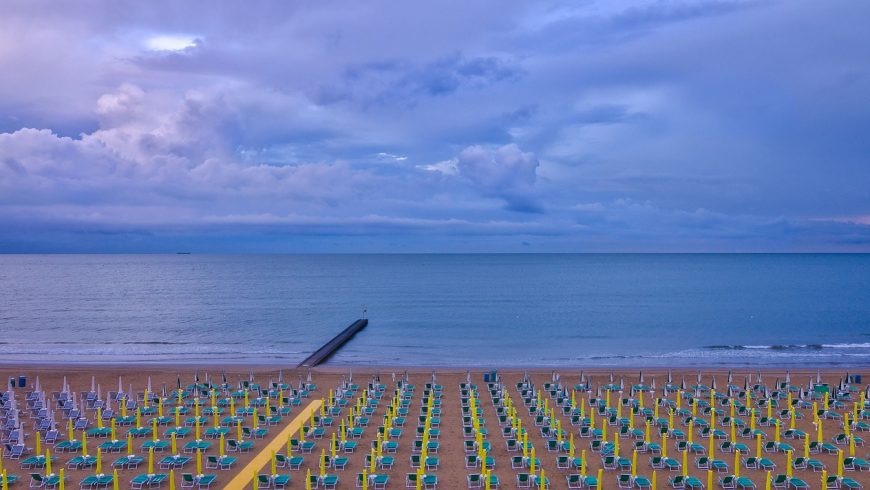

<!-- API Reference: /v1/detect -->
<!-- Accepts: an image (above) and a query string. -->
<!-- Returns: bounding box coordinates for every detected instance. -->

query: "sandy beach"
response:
[1,365,868,489]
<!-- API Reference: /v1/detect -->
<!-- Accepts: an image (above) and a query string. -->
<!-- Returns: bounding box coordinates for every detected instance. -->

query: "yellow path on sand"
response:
[223,398,323,490]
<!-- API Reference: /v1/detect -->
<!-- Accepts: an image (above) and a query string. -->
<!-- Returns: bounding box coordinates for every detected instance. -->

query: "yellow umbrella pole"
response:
[270,450,277,476]
[36,432,42,455]
[46,449,53,475]
[197,449,203,475]
[59,468,65,490]
[96,448,102,474]
[148,447,154,474]
[169,470,175,490]
[112,469,118,490]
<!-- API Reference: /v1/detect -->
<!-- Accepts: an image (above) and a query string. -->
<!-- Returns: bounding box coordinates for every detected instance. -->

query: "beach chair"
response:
[516,473,531,488]
[566,474,583,489]
[788,478,808,489]
[772,475,788,489]
[271,475,289,490]
[668,475,685,489]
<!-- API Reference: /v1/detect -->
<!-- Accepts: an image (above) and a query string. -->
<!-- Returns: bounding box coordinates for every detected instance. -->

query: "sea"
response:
[1,254,869,367]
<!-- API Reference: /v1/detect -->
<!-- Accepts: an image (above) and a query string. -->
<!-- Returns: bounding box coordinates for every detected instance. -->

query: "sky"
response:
[1,0,869,253]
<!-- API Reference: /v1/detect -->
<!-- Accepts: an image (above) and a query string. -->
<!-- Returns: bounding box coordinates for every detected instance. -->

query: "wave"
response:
[702,343,870,351]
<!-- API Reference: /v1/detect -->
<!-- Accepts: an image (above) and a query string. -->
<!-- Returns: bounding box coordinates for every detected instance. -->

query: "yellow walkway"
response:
[223,398,323,490]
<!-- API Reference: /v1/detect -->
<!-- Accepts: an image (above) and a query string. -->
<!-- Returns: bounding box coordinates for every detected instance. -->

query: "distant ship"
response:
[176,252,191,255]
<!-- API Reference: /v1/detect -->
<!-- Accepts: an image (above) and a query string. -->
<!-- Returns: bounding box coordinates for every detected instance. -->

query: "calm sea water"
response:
[1,254,869,367]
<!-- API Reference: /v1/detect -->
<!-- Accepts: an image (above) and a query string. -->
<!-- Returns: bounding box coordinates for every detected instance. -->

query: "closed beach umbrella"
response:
[197,449,203,475]
[46,449,52,475]
[169,470,175,490]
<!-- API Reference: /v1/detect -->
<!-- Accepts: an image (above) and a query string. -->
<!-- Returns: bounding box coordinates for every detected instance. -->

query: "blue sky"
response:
[1,0,869,252]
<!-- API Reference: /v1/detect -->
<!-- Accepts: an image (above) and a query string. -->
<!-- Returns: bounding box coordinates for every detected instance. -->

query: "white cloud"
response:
[145,35,198,52]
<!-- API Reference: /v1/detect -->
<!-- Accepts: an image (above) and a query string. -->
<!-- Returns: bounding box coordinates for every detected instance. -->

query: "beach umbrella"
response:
[219,433,225,457]
[148,447,154,474]
[786,450,792,478]
[804,433,810,459]
[46,449,52,475]
[127,433,133,456]
[169,470,175,490]
[734,450,740,478]
[708,429,714,459]
[305,469,311,490]
[662,432,667,458]
[197,449,203,475]
[757,434,763,458]
[838,449,844,478]
[631,450,637,478]
[707,470,713,490]
[36,431,42,455]
[96,448,102,474]
[82,431,88,456]
[59,469,64,490]
[614,432,620,456]
[682,447,688,478]
[765,470,771,490]
[171,433,177,455]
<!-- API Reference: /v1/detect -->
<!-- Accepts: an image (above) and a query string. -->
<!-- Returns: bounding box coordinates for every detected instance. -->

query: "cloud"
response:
[0,0,868,251]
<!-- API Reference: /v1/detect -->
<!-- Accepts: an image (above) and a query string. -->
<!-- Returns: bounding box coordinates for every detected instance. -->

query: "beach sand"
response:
[1,365,868,489]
